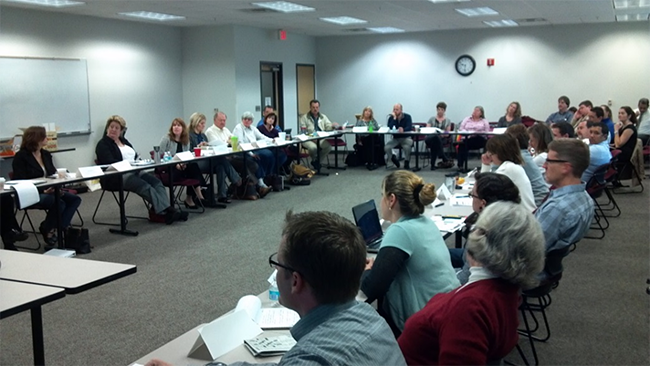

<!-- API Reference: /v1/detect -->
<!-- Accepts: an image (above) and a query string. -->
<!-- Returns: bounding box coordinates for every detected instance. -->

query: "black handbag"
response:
[65,227,92,254]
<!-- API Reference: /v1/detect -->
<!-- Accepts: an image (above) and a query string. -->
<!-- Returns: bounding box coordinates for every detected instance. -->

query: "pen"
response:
[442,215,463,219]
[434,203,444,207]
[455,195,469,198]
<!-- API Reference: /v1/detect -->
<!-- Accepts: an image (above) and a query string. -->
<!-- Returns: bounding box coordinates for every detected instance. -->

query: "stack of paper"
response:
[244,335,296,357]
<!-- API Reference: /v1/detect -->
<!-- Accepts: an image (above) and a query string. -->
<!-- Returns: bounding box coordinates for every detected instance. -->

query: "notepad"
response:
[235,295,300,329]
[244,335,296,357]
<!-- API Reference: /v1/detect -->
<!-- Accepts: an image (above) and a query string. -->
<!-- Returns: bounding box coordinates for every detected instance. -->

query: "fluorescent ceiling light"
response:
[455,7,499,17]
[320,16,367,25]
[614,0,650,9]
[119,11,185,21]
[3,0,84,7]
[429,0,471,3]
[367,27,405,33]
[252,1,315,13]
[483,19,519,27]
[616,13,650,20]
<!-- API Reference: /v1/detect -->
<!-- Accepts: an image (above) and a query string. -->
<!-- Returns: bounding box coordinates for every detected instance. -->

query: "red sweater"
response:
[398,279,520,365]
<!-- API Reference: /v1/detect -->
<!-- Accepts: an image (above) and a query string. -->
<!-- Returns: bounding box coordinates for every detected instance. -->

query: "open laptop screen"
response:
[352,199,383,245]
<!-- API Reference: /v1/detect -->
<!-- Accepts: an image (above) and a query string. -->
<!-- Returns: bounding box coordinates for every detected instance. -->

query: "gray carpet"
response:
[1,156,648,366]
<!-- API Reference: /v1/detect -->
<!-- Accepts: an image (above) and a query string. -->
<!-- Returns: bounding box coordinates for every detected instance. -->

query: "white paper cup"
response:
[278,132,287,141]
[66,172,77,179]
[57,168,67,175]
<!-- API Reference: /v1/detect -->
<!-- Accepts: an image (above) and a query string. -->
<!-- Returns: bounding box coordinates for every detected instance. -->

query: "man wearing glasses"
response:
[147,211,405,366]
[535,139,594,255]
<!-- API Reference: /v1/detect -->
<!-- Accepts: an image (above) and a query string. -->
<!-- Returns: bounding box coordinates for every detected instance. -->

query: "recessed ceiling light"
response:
[367,27,405,33]
[455,7,499,17]
[119,11,186,21]
[320,16,367,25]
[613,0,650,9]
[252,1,315,13]
[3,0,84,7]
[429,0,471,3]
[483,19,519,27]
[616,13,650,21]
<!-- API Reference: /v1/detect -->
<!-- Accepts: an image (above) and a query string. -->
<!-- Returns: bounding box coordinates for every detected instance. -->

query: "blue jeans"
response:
[38,191,82,231]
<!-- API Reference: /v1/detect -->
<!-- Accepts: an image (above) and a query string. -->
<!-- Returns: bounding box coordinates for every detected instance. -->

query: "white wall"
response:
[316,22,650,126]
[0,6,183,171]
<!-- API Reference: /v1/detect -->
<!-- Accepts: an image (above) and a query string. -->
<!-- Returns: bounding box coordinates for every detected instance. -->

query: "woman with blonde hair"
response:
[354,106,383,168]
[361,170,460,336]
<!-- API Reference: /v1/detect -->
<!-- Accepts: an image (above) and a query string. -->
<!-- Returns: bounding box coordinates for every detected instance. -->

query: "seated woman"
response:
[233,111,277,197]
[497,101,522,127]
[354,106,384,168]
[159,118,206,208]
[480,134,536,211]
[398,201,545,365]
[614,106,638,170]
[361,170,460,336]
[12,126,82,247]
[256,110,288,173]
[449,172,521,283]
[528,122,554,178]
[457,106,491,173]
[95,115,186,224]
[189,112,241,204]
[1,190,31,251]
[424,101,453,170]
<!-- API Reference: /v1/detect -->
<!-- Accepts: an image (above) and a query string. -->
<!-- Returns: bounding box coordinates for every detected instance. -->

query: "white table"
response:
[0,280,66,365]
[0,250,136,294]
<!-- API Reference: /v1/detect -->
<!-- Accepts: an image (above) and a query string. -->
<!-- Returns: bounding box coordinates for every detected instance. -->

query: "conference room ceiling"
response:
[1,0,642,36]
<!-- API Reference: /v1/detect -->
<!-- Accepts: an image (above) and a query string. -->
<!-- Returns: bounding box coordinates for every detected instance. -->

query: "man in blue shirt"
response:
[257,105,282,132]
[146,211,406,366]
[546,96,574,125]
[385,103,413,169]
[535,139,594,257]
[582,121,612,183]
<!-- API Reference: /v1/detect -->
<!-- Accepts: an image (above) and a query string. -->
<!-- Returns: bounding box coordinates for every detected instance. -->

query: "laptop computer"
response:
[352,199,384,253]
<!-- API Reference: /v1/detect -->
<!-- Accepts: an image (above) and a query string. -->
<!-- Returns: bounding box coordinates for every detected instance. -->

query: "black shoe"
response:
[430,165,437,171]
[165,209,181,225]
[179,211,189,221]
[404,161,410,170]
[391,155,400,168]
[1,229,29,244]
[312,161,322,171]
[39,224,57,247]
[217,197,232,204]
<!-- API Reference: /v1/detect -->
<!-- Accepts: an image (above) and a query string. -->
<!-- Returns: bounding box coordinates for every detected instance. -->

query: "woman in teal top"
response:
[361,170,460,336]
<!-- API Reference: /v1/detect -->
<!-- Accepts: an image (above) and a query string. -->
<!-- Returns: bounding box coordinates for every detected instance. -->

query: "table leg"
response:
[109,174,138,236]
[367,134,378,171]
[412,136,421,172]
[30,307,44,366]
[315,139,329,176]
[204,157,226,208]
[52,186,64,249]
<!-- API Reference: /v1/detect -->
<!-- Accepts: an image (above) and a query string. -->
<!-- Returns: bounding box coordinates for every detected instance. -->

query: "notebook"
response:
[352,199,384,253]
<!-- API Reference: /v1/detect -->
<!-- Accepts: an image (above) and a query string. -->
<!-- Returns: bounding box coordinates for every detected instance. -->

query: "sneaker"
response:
[258,186,271,198]
[391,155,400,168]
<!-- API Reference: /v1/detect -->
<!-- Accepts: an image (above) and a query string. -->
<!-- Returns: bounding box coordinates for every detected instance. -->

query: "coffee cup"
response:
[278,132,286,141]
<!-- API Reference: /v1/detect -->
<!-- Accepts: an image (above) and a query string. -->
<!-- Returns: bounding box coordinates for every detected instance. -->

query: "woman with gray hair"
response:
[232,111,275,197]
[398,201,545,365]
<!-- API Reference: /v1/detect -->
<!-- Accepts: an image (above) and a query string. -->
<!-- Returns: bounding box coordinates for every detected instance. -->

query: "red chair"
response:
[326,125,348,168]
[152,161,204,214]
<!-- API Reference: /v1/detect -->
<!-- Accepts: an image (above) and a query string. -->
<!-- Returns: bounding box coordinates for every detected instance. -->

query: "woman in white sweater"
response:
[480,134,536,211]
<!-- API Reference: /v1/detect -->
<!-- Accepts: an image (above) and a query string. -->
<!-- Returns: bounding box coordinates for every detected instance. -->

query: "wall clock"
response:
[455,54,476,76]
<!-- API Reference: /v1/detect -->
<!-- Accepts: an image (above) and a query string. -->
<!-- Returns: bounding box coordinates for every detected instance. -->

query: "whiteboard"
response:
[0,56,91,137]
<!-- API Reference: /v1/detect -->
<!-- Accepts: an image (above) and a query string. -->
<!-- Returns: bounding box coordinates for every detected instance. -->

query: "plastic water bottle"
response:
[269,283,280,302]
[368,122,374,132]
[163,151,172,162]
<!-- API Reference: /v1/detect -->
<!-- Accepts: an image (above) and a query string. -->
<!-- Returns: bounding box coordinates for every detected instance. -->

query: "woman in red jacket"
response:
[398,201,545,365]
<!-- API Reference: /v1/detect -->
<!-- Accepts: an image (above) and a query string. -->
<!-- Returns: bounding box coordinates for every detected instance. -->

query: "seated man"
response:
[146,211,406,366]
[536,139,594,257]
[582,121,612,183]
[551,122,575,139]
[637,98,650,146]
[570,100,593,128]
[384,103,413,169]
[545,95,574,125]
[298,99,337,171]
[575,120,589,140]
[206,111,270,197]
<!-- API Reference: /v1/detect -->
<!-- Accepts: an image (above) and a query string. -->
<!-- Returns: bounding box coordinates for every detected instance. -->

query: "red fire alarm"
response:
[487,58,495,66]
[279,30,287,41]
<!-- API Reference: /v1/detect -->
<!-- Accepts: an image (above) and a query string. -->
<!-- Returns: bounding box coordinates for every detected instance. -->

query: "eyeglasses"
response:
[545,158,569,164]
[468,192,480,199]
[268,252,298,273]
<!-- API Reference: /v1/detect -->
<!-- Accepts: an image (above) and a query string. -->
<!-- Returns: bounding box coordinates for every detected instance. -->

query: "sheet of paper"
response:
[10,183,40,209]
[188,309,262,361]
[316,131,331,137]
[420,127,442,134]
[352,126,368,133]
[491,127,507,134]
[296,134,309,141]
[173,151,194,161]
[106,160,133,172]
[235,295,262,321]
[378,126,390,133]
[238,142,254,151]
[255,140,268,148]
[257,308,300,329]
[78,165,104,178]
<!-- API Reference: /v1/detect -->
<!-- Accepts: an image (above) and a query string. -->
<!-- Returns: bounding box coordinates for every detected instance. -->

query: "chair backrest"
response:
[544,246,571,281]
[586,163,610,196]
